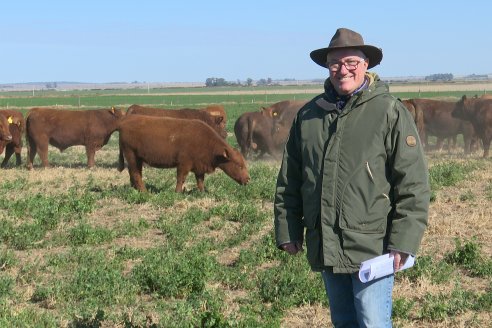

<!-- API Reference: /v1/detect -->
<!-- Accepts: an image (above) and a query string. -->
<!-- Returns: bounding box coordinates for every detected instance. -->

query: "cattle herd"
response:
[0,95,491,192]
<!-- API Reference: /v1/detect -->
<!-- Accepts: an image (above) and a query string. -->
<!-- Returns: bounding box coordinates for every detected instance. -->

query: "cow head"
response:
[452,95,473,120]
[216,147,250,186]
[0,115,13,142]
[109,106,126,119]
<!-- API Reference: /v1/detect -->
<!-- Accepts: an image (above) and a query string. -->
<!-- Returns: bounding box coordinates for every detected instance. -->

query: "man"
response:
[274,28,430,327]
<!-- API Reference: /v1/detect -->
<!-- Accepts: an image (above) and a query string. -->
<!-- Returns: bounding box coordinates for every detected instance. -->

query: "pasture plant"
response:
[444,238,492,277]
[0,248,17,270]
[399,255,454,284]
[131,245,215,299]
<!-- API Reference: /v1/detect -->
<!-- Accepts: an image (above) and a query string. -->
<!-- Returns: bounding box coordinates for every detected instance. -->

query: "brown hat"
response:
[310,28,383,69]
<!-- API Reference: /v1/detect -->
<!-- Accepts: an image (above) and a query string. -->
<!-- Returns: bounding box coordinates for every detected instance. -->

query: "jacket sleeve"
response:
[386,101,430,255]
[274,114,305,248]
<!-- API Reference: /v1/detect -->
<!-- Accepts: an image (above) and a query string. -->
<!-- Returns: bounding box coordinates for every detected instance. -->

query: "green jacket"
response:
[274,73,430,273]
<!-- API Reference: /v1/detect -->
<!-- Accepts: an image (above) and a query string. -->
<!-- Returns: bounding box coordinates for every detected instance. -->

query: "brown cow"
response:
[264,100,308,151]
[127,104,227,139]
[407,98,477,154]
[26,107,125,169]
[0,110,25,167]
[0,115,13,155]
[117,115,249,192]
[452,95,492,157]
[234,110,278,159]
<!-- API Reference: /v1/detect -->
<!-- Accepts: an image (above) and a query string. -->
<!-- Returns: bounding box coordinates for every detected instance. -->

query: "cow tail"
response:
[117,137,125,172]
[247,118,256,150]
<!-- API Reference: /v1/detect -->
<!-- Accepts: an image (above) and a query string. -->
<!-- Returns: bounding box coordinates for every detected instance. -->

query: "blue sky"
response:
[1,1,491,83]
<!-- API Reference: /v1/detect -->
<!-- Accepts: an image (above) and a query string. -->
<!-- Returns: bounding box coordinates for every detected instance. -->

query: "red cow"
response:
[263,100,308,151]
[0,115,13,155]
[0,110,25,167]
[234,110,278,159]
[118,115,250,192]
[126,104,227,139]
[407,98,477,154]
[26,107,125,169]
[452,95,492,157]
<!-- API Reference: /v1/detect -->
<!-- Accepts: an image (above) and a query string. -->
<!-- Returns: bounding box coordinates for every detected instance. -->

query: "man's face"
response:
[327,49,368,95]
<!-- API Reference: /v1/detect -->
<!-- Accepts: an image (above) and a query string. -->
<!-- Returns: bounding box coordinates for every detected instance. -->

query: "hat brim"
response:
[310,45,383,69]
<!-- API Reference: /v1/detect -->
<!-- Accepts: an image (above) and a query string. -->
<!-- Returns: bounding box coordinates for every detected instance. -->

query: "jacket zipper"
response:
[366,161,390,200]
[365,161,374,182]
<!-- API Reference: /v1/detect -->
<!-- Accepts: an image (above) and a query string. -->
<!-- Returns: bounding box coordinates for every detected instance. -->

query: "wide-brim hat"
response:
[310,28,383,69]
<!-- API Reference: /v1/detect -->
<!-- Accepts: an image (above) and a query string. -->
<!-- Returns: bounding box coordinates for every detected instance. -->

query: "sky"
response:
[1,1,491,84]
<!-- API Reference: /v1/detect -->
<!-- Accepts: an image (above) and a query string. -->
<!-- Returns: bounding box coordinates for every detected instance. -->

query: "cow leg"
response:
[463,135,471,155]
[1,145,14,168]
[15,148,21,166]
[482,138,491,158]
[27,135,37,170]
[436,137,445,151]
[195,173,205,192]
[38,141,50,168]
[86,146,96,169]
[125,151,146,191]
[175,165,191,192]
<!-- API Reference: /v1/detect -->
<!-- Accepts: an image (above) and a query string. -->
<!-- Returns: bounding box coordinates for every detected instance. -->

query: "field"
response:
[0,84,491,327]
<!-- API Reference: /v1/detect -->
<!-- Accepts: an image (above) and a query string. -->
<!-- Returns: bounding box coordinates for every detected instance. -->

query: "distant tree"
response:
[205,77,228,87]
[246,78,253,86]
[257,78,267,86]
[424,73,453,81]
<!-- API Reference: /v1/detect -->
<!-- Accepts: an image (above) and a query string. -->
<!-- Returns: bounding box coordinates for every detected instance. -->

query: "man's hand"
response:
[390,250,409,271]
[280,241,304,255]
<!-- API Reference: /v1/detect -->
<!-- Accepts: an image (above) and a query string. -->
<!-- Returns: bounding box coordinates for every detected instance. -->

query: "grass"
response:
[0,89,491,327]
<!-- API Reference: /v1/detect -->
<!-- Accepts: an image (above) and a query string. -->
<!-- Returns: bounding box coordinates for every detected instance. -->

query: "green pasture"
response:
[0,86,491,327]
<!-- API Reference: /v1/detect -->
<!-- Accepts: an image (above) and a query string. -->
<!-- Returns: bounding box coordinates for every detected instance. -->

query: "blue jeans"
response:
[321,270,394,328]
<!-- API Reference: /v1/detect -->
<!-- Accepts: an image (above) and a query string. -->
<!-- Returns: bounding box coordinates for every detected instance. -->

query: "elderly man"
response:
[274,28,430,327]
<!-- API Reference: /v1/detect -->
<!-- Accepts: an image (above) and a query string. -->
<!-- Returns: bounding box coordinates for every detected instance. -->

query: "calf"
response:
[26,107,124,169]
[452,95,492,157]
[0,110,25,167]
[126,104,227,139]
[118,115,250,192]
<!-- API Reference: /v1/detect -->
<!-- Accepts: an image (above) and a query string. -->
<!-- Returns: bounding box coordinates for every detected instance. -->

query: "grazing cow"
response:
[452,95,492,157]
[126,104,227,139]
[118,115,250,192]
[234,110,278,159]
[0,115,13,155]
[26,107,125,169]
[263,100,308,151]
[0,110,25,167]
[407,98,477,154]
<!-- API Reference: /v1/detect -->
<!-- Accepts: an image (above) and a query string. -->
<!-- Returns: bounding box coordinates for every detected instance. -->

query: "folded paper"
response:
[358,253,415,283]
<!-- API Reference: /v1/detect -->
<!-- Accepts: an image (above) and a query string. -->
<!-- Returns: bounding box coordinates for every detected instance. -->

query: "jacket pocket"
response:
[339,161,391,233]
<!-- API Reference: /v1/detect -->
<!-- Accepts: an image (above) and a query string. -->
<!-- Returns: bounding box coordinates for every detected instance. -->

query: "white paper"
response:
[358,253,415,283]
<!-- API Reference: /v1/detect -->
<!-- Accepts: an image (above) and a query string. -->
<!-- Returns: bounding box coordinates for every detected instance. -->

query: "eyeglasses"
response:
[327,59,365,72]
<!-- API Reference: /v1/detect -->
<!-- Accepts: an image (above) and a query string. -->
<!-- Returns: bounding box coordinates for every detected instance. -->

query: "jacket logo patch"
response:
[406,135,417,147]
